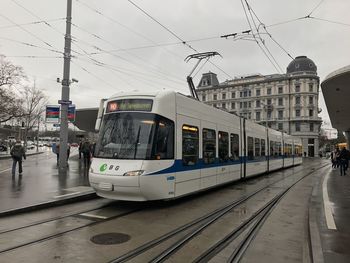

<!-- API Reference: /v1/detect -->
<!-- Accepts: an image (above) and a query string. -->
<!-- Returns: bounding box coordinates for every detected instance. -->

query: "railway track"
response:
[110,162,329,263]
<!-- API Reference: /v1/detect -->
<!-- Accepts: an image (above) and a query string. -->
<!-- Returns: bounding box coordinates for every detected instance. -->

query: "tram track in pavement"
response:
[109,161,329,263]
[0,201,144,255]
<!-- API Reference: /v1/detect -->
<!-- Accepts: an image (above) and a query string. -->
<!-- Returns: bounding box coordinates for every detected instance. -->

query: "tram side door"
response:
[175,115,201,197]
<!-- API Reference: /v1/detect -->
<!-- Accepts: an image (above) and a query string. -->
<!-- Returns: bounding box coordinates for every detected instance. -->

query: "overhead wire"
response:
[0,18,65,29]
[126,0,233,79]
[239,0,281,73]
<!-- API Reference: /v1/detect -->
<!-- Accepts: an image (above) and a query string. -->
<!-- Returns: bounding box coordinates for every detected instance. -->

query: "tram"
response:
[89,90,302,201]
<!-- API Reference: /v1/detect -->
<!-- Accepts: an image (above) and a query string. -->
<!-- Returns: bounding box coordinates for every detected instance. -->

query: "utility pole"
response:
[58,0,72,170]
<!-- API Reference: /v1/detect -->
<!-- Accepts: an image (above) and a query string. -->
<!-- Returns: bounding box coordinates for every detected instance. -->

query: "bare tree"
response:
[21,83,48,130]
[0,55,26,123]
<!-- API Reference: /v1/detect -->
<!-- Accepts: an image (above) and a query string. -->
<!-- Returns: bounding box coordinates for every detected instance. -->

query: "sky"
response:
[1,0,349,129]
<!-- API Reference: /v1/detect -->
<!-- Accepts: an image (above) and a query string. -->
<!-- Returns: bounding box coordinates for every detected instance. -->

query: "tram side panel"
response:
[283,134,294,168]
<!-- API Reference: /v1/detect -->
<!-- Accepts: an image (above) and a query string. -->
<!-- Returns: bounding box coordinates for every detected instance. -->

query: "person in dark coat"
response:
[339,147,348,176]
[10,140,26,176]
[81,139,91,167]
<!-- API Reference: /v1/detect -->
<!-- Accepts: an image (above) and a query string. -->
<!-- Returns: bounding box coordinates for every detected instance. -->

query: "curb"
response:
[0,191,98,218]
[0,151,45,160]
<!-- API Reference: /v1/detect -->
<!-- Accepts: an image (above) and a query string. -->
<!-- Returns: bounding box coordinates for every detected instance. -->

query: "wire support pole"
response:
[59,0,72,170]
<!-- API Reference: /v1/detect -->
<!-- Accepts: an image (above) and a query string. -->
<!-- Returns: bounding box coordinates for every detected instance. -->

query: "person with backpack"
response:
[10,140,26,176]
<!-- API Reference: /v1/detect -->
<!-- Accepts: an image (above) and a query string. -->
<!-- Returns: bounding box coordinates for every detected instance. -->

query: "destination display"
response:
[106,99,153,113]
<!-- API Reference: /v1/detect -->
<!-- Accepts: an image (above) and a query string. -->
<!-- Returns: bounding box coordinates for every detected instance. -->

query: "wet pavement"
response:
[0,147,93,213]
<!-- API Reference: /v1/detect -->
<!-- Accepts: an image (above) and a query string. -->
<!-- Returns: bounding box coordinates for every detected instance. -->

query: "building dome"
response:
[286,56,317,74]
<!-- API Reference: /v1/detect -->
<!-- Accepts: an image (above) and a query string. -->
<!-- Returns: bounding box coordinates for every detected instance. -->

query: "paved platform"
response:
[0,147,95,215]
[314,162,350,262]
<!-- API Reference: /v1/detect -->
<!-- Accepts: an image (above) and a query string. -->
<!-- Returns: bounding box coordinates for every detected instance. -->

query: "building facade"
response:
[196,56,322,157]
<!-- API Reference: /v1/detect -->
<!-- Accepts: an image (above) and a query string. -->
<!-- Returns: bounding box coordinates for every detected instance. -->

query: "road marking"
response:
[0,168,11,174]
[79,213,108,220]
[322,172,337,230]
[54,192,81,198]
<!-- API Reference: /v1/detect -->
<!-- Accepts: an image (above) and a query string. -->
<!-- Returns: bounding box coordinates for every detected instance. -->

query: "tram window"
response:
[218,131,229,162]
[254,138,260,157]
[203,128,216,164]
[182,125,199,166]
[153,118,174,159]
[276,142,282,156]
[247,136,254,160]
[270,141,275,157]
[230,133,240,161]
[261,139,266,156]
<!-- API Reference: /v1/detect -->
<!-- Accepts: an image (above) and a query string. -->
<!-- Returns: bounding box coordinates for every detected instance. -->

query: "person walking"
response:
[339,147,348,176]
[78,139,83,159]
[10,140,26,176]
[81,139,91,167]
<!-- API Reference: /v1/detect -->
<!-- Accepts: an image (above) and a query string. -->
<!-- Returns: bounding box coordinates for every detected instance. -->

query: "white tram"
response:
[89,90,302,201]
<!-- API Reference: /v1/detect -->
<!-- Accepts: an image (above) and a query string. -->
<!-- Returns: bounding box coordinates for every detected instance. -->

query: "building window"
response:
[256,89,261,96]
[256,111,261,121]
[309,109,313,117]
[248,101,251,108]
[240,91,243,98]
[243,101,248,108]
[267,110,272,120]
[240,102,243,109]
[244,90,248,97]
[222,93,226,100]
[310,123,314,131]
[278,123,283,130]
[278,87,283,94]
[295,96,300,105]
[256,100,261,108]
[232,92,236,98]
[202,95,206,101]
[278,110,283,120]
[230,133,240,160]
[267,98,272,105]
[248,90,252,97]
[295,122,300,132]
[309,96,313,105]
[182,125,199,166]
[295,109,300,117]
[267,88,272,95]
[218,131,229,162]
[231,102,235,109]
[309,83,313,92]
[213,94,217,100]
[222,103,226,109]
[295,85,300,92]
[278,98,283,106]
[248,112,251,119]
[203,128,216,164]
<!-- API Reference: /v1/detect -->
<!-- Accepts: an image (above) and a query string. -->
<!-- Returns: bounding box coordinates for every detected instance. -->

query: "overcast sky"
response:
[1,0,350,129]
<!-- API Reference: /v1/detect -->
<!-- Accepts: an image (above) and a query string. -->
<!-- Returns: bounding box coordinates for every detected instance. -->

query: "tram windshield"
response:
[95,112,174,160]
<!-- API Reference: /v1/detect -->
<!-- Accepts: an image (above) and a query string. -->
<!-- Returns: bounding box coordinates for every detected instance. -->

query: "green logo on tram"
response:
[100,164,108,172]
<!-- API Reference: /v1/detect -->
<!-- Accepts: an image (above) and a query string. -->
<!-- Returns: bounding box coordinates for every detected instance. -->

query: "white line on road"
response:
[79,213,108,220]
[54,192,81,198]
[0,168,11,174]
[322,172,337,230]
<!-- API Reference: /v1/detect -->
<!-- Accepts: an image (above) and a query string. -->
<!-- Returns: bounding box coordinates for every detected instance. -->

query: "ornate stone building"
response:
[196,56,322,157]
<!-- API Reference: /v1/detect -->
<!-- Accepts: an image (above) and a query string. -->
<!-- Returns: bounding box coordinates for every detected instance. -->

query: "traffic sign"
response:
[46,105,60,123]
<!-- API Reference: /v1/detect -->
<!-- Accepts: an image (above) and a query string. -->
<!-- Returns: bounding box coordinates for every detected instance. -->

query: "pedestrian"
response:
[81,139,91,167]
[339,147,348,176]
[78,139,83,159]
[67,143,70,161]
[335,147,341,168]
[10,140,26,176]
[55,142,60,164]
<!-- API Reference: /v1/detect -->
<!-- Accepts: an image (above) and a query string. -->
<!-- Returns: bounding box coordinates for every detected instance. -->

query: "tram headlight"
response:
[123,170,145,176]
